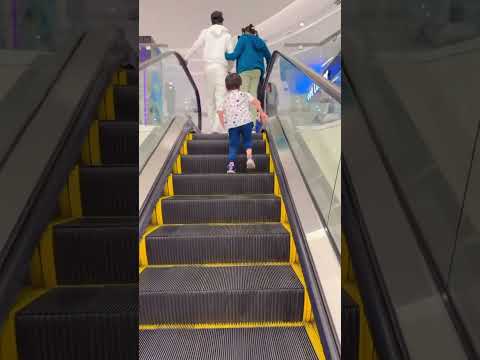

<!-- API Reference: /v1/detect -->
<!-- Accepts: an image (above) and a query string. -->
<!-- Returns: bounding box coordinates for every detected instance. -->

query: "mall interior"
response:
[1,0,480,359]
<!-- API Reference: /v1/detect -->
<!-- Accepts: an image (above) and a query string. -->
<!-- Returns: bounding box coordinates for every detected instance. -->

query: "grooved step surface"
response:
[114,85,138,121]
[16,286,137,360]
[54,217,138,284]
[80,166,138,216]
[146,224,290,264]
[181,154,270,174]
[187,139,266,155]
[173,173,274,195]
[140,265,303,324]
[193,133,263,140]
[139,327,319,360]
[161,195,280,224]
[99,121,138,165]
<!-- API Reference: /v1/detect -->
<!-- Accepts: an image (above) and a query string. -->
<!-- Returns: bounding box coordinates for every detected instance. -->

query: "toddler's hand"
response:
[260,111,269,124]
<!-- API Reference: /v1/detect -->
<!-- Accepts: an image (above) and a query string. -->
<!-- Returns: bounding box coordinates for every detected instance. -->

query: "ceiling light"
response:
[299,22,305,27]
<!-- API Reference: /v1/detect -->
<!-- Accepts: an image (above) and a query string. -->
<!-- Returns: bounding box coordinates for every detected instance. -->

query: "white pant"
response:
[205,63,227,133]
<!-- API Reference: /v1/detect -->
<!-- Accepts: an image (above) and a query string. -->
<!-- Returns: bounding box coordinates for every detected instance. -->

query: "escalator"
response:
[341,18,480,357]
[138,52,339,359]
[0,29,138,359]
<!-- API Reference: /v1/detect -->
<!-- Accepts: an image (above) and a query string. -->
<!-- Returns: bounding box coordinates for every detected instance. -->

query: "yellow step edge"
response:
[139,224,162,266]
[140,321,305,331]
[39,217,79,288]
[305,322,327,360]
[282,222,299,265]
[139,320,326,360]
[153,196,173,225]
[105,84,115,120]
[0,288,47,360]
[146,221,283,228]
[291,263,313,322]
[118,70,128,85]
[342,234,378,359]
[143,262,291,269]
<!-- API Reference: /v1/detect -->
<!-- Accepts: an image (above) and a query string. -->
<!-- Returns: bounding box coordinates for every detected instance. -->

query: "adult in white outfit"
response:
[185,11,234,133]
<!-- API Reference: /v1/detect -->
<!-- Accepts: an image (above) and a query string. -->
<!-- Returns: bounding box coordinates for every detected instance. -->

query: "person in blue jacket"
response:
[225,24,271,132]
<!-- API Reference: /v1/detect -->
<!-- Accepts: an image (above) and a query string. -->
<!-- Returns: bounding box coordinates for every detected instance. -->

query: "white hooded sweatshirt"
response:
[185,25,234,68]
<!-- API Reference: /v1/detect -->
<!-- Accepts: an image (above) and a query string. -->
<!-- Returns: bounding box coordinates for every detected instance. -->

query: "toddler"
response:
[218,73,268,173]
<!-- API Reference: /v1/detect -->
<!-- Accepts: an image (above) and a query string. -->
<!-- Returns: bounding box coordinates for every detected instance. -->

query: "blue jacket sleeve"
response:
[225,37,245,60]
[263,42,272,66]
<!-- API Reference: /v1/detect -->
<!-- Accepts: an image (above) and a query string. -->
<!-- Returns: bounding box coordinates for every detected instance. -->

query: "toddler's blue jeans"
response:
[228,122,254,162]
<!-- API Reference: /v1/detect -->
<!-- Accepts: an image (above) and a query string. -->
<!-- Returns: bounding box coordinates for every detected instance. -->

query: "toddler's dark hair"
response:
[242,24,258,35]
[211,11,224,25]
[225,73,242,91]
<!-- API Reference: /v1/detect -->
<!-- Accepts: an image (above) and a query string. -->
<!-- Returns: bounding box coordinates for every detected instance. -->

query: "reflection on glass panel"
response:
[449,138,480,354]
[268,56,341,249]
[344,0,480,355]
[139,54,198,171]
[1,0,138,50]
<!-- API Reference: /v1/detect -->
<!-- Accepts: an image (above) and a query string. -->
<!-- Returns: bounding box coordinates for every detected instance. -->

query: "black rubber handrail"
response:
[263,50,341,103]
[0,27,133,325]
[261,50,341,360]
[140,51,202,130]
[266,128,340,360]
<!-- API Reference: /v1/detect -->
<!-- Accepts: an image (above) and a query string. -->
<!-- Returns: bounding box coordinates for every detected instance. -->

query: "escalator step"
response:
[181,154,270,174]
[139,327,318,360]
[193,133,263,140]
[114,85,138,121]
[145,224,290,264]
[80,166,137,216]
[99,121,138,165]
[173,173,274,195]
[187,139,266,154]
[16,286,137,360]
[161,194,280,224]
[125,69,139,85]
[139,265,303,324]
[53,217,138,284]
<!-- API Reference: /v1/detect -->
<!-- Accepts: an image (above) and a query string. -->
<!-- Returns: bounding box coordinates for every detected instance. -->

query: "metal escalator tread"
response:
[114,85,138,121]
[80,166,138,216]
[192,133,263,140]
[54,217,138,284]
[139,327,318,360]
[173,173,274,195]
[99,121,138,165]
[181,154,270,173]
[139,265,304,324]
[161,194,280,224]
[15,285,137,360]
[146,223,290,264]
[187,139,266,154]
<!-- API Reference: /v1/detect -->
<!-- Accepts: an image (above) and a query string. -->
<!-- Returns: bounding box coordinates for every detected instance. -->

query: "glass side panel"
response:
[266,55,341,250]
[139,54,198,171]
[449,130,480,354]
[344,0,479,356]
[1,0,138,50]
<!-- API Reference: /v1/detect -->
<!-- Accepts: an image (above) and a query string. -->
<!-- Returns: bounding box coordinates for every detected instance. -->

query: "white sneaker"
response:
[246,158,256,170]
[227,161,236,174]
